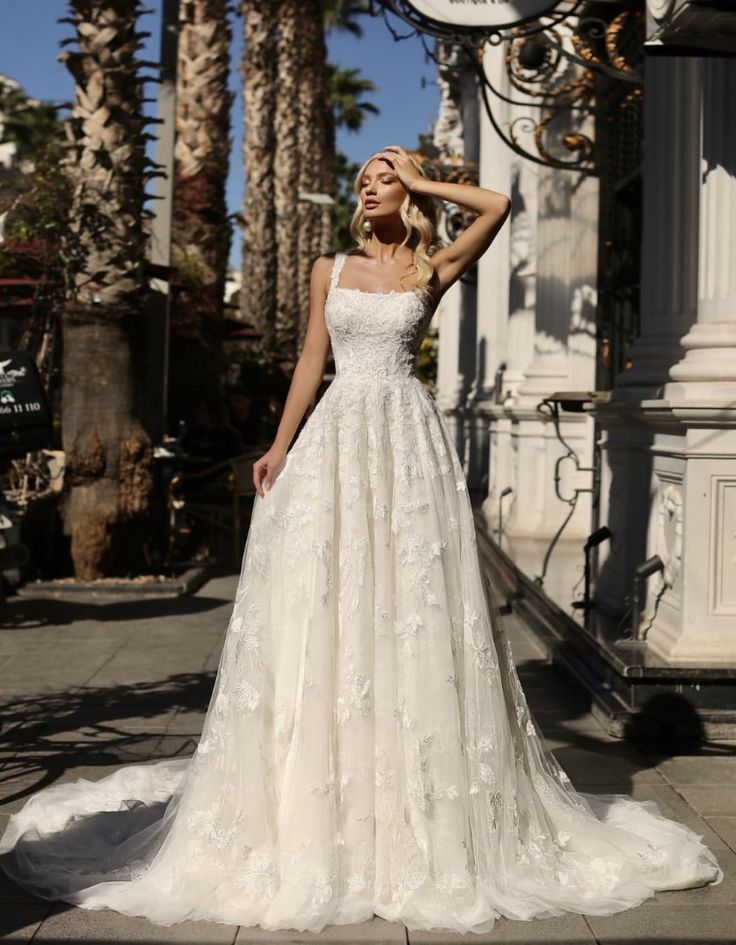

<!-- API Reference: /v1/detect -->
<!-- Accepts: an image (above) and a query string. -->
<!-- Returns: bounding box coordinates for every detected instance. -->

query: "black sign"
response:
[0,352,52,458]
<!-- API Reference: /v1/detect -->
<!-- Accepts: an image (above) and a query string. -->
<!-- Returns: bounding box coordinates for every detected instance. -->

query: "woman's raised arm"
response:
[377,145,511,294]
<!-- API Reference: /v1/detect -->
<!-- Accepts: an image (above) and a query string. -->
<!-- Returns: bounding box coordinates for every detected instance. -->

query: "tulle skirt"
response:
[0,375,723,933]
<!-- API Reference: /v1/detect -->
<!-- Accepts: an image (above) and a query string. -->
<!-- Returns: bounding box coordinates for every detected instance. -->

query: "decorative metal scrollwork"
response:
[419,157,480,239]
[371,1,645,175]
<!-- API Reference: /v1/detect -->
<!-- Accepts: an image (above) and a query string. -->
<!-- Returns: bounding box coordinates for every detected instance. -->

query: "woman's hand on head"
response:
[375,145,423,192]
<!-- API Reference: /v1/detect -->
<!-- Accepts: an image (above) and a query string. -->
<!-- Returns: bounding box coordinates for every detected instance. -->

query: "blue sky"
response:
[0,1,440,265]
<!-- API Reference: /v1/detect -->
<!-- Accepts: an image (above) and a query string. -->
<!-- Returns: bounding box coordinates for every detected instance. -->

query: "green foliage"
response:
[171,244,212,292]
[1,141,71,249]
[0,139,72,317]
[324,61,377,251]
[325,63,378,133]
[0,77,69,287]
[323,0,371,37]
[0,78,63,163]
[321,0,376,252]
[415,324,439,391]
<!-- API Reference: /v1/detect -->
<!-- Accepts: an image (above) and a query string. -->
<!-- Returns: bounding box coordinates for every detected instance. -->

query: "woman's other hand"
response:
[253,445,287,497]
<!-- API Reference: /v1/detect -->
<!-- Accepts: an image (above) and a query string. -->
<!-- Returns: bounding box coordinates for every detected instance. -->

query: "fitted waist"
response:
[332,368,419,385]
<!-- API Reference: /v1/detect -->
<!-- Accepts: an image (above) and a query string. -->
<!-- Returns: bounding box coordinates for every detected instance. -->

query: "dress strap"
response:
[330,252,347,291]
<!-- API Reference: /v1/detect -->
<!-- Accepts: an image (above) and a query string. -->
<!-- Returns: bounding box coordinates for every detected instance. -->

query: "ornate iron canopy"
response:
[370,0,644,175]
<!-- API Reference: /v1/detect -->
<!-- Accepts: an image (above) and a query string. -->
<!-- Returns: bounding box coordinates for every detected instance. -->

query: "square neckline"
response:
[330,252,419,298]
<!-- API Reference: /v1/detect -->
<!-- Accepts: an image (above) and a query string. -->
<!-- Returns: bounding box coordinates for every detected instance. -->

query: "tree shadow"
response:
[0,592,232,630]
[0,672,215,810]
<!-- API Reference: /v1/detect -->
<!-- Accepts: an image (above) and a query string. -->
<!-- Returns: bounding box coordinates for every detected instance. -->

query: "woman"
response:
[0,146,722,934]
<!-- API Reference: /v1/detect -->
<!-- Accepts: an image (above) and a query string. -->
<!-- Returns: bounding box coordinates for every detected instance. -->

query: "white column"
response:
[481,30,599,569]
[503,158,538,395]
[434,276,476,452]
[456,42,513,492]
[616,57,702,396]
[643,57,736,665]
[498,163,598,543]
[516,164,598,404]
[593,57,702,616]
[666,57,736,402]
[433,46,479,448]
[482,153,538,541]
[471,42,512,404]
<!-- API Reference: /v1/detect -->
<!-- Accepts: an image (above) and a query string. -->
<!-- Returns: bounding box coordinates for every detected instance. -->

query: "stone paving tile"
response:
[1,576,734,943]
[706,816,736,854]
[408,913,594,943]
[27,728,165,753]
[86,667,211,689]
[235,916,405,943]
[0,903,54,942]
[586,904,736,943]
[655,755,736,785]
[165,707,207,734]
[547,744,664,788]
[70,677,215,709]
[673,786,736,817]
[0,866,45,904]
[149,733,199,760]
[531,709,617,739]
[204,649,228,672]
[2,682,97,697]
[61,713,176,735]
[32,902,239,943]
[3,658,123,688]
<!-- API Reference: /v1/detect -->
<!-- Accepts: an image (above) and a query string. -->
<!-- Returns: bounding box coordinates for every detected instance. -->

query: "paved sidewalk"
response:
[0,574,734,944]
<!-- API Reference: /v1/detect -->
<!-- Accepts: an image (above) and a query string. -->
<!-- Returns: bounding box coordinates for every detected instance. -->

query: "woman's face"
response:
[359,158,406,222]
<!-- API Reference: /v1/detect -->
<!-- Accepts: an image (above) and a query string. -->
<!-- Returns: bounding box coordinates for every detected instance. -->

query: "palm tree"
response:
[57,0,156,579]
[296,0,328,347]
[274,0,300,356]
[239,0,277,348]
[239,0,373,358]
[169,0,234,426]
[323,63,377,250]
[325,64,379,137]
[323,0,370,35]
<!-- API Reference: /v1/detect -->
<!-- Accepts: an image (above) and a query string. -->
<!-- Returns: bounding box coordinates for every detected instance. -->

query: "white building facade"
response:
[428,2,736,735]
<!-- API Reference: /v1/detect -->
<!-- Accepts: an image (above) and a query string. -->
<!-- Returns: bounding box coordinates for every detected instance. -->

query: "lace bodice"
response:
[325,252,435,382]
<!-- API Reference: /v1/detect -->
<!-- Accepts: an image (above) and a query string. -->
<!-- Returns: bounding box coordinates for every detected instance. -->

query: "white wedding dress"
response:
[0,252,722,933]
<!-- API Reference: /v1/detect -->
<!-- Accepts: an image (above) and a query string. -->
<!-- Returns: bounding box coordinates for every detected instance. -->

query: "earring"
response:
[362,220,372,233]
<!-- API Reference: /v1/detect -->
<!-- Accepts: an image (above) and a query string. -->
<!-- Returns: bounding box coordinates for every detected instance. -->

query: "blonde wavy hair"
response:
[349,153,439,293]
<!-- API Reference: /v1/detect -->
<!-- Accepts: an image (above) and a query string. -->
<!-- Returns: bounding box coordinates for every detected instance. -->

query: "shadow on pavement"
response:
[0,594,233,630]
[0,672,215,808]
[518,660,736,801]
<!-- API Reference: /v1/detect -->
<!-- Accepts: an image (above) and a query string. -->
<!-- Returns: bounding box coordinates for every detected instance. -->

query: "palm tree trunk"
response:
[274,0,300,356]
[59,0,155,580]
[319,72,337,273]
[239,0,277,349]
[169,0,233,426]
[296,0,328,349]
